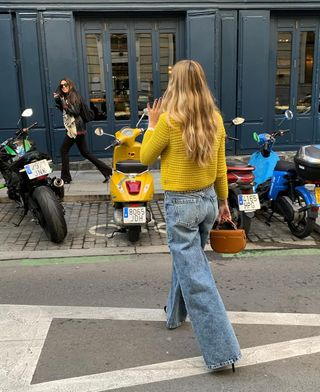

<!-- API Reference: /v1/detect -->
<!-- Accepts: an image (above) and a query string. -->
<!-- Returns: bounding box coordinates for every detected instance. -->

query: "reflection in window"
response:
[85,34,107,121]
[275,32,292,114]
[159,33,176,95]
[111,34,130,120]
[136,33,153,115]
[297,32,315,115]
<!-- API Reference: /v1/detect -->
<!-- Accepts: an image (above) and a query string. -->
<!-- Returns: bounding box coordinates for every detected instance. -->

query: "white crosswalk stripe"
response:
[1,304,320,391]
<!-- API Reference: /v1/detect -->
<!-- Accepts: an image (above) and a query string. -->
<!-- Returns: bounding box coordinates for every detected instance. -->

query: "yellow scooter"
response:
[95,110,154,242]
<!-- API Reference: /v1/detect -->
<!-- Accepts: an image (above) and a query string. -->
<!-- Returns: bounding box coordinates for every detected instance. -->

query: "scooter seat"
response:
[116,160,148,174]
[275,159,296,172]
[227,159,254,171]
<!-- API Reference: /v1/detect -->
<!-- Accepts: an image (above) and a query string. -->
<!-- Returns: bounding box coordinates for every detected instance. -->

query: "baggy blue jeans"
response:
[164,186,241,370]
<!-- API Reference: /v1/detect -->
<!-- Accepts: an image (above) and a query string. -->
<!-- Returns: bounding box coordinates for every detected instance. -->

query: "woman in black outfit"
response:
[53,78,112,184]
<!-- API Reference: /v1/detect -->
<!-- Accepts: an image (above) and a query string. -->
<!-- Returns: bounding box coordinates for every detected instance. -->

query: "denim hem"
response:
[166,321,182,329]
[206,352,242,370]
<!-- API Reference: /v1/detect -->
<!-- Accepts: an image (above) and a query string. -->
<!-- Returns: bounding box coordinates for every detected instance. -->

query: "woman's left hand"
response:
[147,98,162,128]
[217,199,232,224]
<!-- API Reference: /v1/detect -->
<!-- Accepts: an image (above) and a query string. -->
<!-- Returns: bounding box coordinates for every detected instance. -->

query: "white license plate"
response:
[123,206,146,224]
[24,159,52,179]
[238,193,261,212]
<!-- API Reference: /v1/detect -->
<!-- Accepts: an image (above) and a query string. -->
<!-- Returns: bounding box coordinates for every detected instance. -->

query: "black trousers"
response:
[60,134,112,182]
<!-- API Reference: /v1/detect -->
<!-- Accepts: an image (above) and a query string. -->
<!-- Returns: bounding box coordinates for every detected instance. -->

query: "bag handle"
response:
[215,218,238,230]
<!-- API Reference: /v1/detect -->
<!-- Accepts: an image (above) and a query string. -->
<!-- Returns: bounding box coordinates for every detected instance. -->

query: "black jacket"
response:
[55,95,86,135]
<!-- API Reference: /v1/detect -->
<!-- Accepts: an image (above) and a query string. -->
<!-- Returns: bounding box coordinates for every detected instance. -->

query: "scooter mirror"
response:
[21,108,33,117]
[94,127,104,136]
[285,110,293,120]
[232,117,245,126]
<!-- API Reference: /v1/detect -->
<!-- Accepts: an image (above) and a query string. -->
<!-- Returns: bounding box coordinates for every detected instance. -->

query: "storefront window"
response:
[297,31,315,115]
[111,33,130,120]
[85,33,107,120]
[275,32,292,114]
[136,33,153,115]
[159,33,175,95]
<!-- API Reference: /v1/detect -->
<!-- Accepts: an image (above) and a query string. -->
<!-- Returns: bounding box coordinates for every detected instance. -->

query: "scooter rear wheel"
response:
[286,190,316,239]
[228,191,251,235]
[128,226,141,243]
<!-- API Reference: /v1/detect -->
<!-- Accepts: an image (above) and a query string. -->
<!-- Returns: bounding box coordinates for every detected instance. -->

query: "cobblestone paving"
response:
[0,201,319,252]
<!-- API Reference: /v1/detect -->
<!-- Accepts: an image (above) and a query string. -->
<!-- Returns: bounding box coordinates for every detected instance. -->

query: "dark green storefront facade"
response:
[1,1,320,160]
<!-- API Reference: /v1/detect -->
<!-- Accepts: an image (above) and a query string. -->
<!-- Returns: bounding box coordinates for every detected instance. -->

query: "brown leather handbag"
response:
[210,220,246,254]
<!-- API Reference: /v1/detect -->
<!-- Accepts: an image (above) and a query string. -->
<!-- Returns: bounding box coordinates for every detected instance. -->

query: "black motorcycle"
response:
[0,108,67,243]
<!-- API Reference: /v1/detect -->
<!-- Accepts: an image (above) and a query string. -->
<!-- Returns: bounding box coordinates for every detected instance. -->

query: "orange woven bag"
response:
[210,220,246,254]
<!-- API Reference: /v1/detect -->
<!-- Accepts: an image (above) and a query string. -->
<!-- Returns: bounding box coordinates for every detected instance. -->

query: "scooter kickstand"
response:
[265,211,274,226]
[13,210,28,227]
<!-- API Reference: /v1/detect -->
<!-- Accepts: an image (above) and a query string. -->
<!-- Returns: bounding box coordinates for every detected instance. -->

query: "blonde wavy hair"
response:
[161,60,219,167]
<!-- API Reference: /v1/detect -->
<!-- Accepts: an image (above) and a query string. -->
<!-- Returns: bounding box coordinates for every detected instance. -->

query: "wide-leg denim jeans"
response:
[164,187,241,370]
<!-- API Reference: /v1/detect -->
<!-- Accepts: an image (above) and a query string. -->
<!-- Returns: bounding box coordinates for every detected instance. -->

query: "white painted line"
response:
[228,311,320,327]
[1,304,320,326]
[12,335,320,392]
[1,304,320,392]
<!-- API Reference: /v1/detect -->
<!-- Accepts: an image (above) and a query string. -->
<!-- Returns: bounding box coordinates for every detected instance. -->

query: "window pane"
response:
[297,31,315,115]
[136,33,153,116]
[111,33,130,120]
[85,34,107,121]
[275,32,292,114]
[159,33,176,95]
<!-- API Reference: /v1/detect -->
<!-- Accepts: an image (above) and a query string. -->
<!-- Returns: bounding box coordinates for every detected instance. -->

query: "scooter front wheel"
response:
[286,190,316,239]
[128,226,141,243]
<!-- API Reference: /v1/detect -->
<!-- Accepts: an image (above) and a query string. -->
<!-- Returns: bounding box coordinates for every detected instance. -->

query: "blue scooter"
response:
[249,110,320,238]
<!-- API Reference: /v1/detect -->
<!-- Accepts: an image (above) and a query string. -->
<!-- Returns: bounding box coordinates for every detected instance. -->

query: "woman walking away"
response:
[140,60,241,371]
[54,78,112,184]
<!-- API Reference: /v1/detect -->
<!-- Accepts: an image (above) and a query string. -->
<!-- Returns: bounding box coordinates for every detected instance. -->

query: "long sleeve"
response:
[140,113,169,165]
[54,96,63,111]
[65,101,81,118]
[214,130,228,200]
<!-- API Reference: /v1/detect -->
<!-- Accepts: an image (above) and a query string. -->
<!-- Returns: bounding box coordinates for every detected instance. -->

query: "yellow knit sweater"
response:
[140,112,228,199]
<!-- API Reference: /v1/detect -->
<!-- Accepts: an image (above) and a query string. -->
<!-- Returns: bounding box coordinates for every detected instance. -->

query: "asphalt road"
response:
[0,250,320,392]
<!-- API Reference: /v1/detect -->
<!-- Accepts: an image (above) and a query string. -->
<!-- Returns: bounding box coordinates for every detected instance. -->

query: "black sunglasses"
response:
[60,83,69,88]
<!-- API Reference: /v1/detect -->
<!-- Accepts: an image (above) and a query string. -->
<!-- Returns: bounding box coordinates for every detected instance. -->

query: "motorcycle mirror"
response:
[253,132,260,142]
[136,109,148,128]
[21,108,33,117]
[284,109,293,120]
[232,117,245,126]
[94,127,104,136]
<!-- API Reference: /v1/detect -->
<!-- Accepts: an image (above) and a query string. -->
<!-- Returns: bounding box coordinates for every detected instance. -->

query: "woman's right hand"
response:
[53,92,60,99]
[217,199,232,224]
[147,98,162,128]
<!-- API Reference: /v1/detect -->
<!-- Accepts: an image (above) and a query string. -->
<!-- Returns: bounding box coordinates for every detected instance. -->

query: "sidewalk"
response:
[0,160,319,237]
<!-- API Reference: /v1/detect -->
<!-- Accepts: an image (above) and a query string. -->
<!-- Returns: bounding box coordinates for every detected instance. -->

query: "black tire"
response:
[286,190,315,239]
[128,226,141,243]
[32,186,67,243]
[228,191,251,235]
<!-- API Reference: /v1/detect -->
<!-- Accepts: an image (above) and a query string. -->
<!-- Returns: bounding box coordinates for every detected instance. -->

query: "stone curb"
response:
[1,242,319,262]
[1,192,319,233]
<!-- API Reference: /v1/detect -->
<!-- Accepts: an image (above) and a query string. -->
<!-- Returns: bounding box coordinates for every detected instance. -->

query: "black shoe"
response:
[214,363,236,373]
[103,175,110,184]
[164,305,167,313]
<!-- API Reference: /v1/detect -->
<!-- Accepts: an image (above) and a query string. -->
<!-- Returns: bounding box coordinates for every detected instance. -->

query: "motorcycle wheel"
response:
[286,190,315,239]
[228,191,251,235]
[128,226,141,243]
[32,186,67,243]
